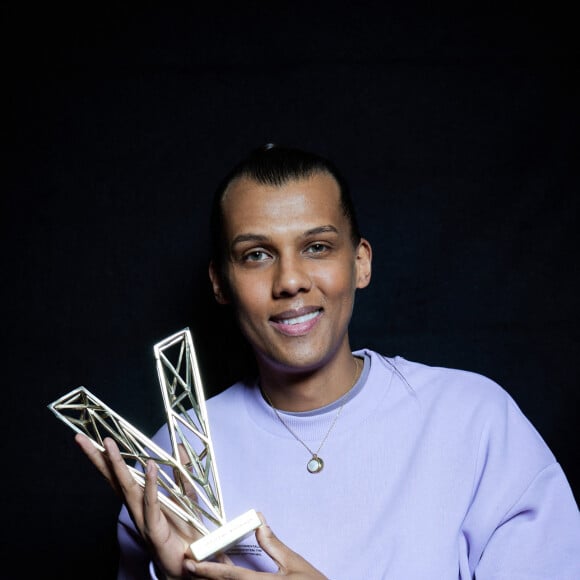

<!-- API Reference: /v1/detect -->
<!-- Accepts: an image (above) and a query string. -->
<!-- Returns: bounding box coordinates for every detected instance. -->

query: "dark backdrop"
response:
[3,4,578,578]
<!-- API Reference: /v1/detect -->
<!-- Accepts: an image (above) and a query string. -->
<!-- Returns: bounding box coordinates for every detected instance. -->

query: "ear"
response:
[355,238,372,289]
[209,261,230,304]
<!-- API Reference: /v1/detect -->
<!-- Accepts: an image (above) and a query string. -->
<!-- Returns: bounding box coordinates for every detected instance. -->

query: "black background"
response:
[3,4,578,578]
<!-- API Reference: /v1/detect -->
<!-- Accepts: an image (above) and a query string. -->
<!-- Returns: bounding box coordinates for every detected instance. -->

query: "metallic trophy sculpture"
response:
[49,328,260,561]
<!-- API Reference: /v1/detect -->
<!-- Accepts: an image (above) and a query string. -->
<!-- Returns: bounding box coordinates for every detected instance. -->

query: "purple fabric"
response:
[118,350,580,579]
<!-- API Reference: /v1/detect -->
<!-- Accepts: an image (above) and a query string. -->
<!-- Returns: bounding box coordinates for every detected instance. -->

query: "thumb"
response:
[255,514,328,578]
[254,513,306,574]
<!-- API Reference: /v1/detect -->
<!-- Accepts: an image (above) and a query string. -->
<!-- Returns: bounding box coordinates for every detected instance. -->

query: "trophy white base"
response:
[190,509,262,561]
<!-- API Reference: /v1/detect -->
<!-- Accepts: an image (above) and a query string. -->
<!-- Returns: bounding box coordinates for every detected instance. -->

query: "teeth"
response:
[280,311,319,325]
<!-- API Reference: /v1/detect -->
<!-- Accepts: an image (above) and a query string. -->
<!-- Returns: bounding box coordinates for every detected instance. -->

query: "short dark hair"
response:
[210,143,361,276]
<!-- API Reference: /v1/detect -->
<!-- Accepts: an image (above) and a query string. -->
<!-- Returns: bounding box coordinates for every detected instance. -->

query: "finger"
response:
[184,558,271,579]
[254,513,322,576]
[174,443,199,503]
[102,437,148,529]
[215,552,234,566]
[103,437,138,491]
[177,442,190,466]
[142,450,204,545]
[143,460,170,544]
[74,433,121,495]
[254,517,288,572]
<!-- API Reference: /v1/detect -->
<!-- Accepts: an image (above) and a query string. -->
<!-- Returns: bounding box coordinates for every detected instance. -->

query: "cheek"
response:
[229,275,269,316]
[315,265,357,296]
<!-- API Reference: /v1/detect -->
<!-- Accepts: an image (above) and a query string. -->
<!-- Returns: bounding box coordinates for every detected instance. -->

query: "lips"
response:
[279,311,319,325]
[270,308,323,336]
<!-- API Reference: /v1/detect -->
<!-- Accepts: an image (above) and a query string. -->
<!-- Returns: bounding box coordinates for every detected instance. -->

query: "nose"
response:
[272,255,312,298]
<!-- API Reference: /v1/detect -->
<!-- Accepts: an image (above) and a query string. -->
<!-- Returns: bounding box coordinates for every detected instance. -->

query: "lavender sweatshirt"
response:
[118,350,580,579]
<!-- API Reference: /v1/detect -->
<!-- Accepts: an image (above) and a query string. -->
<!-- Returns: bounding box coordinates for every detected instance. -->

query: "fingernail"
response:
[184,560,196,573]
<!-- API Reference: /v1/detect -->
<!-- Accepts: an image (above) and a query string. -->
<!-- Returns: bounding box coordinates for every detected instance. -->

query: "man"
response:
[77,144,580,579]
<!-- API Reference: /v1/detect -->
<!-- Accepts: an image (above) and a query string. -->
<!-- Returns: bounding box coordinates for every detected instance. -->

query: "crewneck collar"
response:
[259,354,370,417]
[243,350,396,441]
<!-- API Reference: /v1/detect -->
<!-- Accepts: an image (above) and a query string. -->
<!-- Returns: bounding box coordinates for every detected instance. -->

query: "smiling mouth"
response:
[279,311,321,325]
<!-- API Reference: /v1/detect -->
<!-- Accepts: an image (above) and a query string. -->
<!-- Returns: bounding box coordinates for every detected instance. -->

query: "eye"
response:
[305,243,330,254]
[243,250,270,262]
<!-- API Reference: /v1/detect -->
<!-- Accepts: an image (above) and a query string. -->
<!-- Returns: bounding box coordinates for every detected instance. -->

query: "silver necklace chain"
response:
[262,357,361,474]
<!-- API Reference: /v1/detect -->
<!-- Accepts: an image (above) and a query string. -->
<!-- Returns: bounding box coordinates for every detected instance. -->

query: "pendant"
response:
[307,455,324,474]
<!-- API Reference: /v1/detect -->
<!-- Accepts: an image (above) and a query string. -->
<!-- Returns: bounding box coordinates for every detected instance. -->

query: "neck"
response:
[258,349,362,412]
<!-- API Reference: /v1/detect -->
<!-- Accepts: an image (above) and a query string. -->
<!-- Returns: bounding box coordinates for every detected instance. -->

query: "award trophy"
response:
[49,328,260,561]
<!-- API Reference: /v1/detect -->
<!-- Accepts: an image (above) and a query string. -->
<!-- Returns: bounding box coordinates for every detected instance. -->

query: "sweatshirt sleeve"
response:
[458,383,580,579]
[475,462,580,579]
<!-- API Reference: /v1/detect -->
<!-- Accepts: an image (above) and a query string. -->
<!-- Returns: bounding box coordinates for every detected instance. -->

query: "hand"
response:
[184,514,328,579]
[75,433,200,578]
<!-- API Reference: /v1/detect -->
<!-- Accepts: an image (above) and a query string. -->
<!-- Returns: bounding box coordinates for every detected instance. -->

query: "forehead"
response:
[221,173,344,236]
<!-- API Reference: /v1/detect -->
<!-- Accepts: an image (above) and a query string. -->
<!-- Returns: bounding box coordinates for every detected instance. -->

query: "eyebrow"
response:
[230,225,339,248]
[305,225,339,236]
[231,233,269,247]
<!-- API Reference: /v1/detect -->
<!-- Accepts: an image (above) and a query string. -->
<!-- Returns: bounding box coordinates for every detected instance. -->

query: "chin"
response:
[262,345,332,374]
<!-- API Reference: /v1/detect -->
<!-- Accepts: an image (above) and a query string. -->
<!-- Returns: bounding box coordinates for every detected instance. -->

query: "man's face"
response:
[210,172,372,374]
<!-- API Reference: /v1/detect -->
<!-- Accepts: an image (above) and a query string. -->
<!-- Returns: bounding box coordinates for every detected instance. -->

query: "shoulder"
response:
[207,380,250,409]
[363,349,554,462]
[362,349,509,411]
[204,379,260,424]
